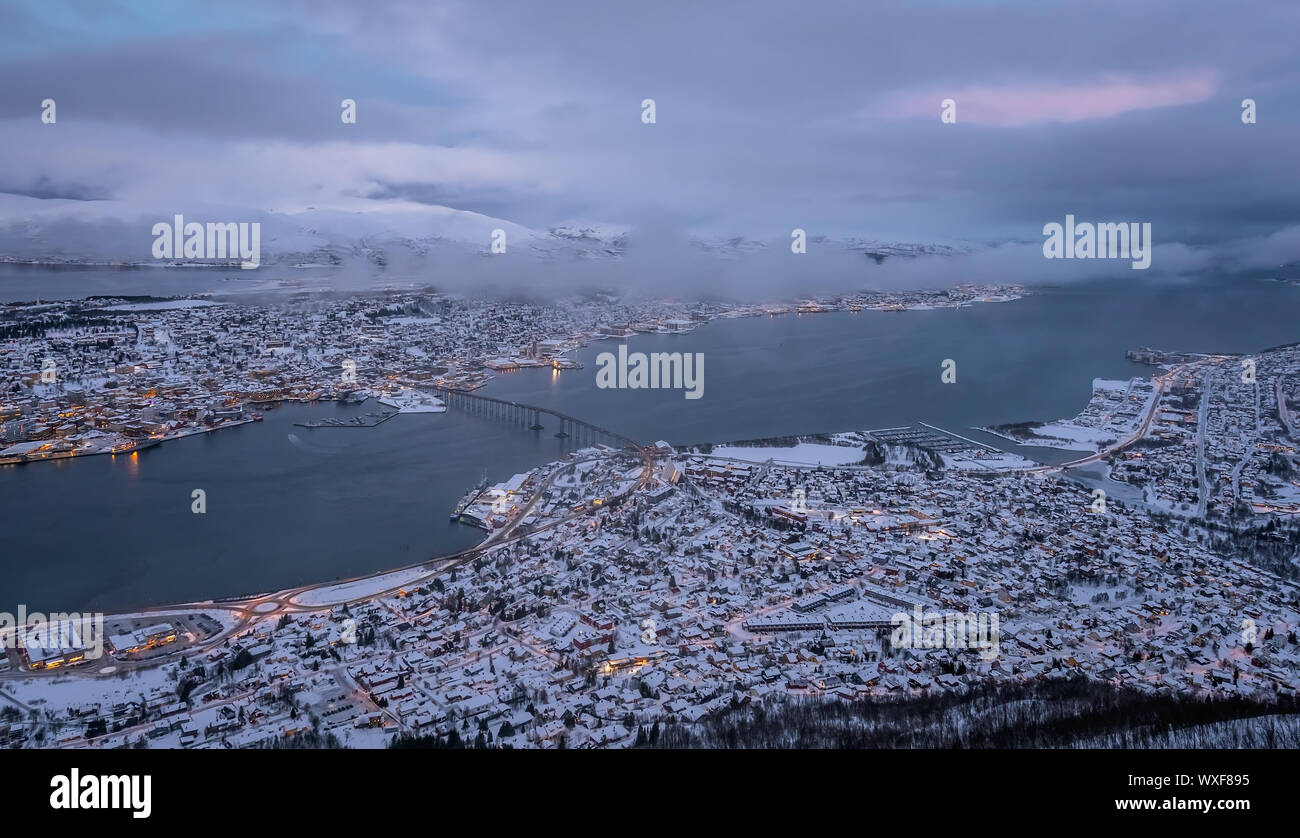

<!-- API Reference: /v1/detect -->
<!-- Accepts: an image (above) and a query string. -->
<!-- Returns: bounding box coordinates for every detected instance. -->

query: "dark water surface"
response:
[3,274,1297,611]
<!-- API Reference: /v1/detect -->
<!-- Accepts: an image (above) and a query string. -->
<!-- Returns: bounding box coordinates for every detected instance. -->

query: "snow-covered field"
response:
[4,664,177,714]
[984,379,1154,453]
[289,566,433,607]
[100,299,222,311]
[706,443,866,467]
[983,422,1116,452]
[943,450,1041,472]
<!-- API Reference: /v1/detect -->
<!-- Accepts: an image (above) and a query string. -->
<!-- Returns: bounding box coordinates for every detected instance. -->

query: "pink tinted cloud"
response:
[884,70,1218,125]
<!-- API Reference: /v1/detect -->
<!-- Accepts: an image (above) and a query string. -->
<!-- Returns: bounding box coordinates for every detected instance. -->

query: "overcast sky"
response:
[0,0,1297,289]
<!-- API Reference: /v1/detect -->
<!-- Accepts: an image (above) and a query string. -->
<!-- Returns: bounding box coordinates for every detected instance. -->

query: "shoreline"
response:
[0,440,653,671]
[2,287,1024,468]
[0,416,260,466]
[0,288,1056,616]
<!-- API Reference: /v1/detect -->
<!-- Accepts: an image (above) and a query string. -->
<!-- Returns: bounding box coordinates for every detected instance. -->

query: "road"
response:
[1228,378,1262,502]
[1195,372,1211,517]
[1276,374,1294,439]
[3,442,657,684]
[1059,368,1179,470]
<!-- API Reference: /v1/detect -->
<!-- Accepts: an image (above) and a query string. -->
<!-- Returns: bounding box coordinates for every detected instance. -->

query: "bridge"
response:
[433,387,647,453]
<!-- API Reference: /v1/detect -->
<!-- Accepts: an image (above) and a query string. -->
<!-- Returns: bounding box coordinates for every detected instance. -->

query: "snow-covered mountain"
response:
[0,195,963,268]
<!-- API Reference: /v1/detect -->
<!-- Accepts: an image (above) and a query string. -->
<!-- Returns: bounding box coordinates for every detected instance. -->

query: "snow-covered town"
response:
[10,0,1300,818]
[988,343,1300,525]
[0,286,1019,464]
[3,327,1300,748]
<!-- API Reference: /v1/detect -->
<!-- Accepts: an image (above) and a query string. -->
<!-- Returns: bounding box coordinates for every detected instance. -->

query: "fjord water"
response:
[2,274,1298,611]
[486,278,1300,446]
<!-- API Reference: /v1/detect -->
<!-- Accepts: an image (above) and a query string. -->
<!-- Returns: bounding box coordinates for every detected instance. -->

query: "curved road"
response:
[5,439,656,681]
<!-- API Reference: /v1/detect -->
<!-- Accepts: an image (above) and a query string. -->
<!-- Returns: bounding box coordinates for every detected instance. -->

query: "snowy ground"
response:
[943,450,1042,472]
[290,567,434,607]
[982,378,1156,453]
[1005,423,1116,452]
[100,299,222,311]
[706,443,866,467]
